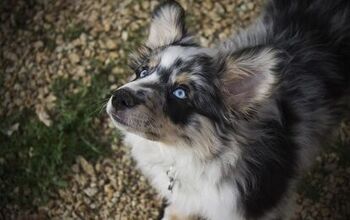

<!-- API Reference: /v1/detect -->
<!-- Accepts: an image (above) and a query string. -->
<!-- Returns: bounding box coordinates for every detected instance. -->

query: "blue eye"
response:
[139,69,149,78]
[173,88,187,99]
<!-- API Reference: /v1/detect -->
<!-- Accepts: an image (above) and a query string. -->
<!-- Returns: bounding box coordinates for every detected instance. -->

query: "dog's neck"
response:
[124,131,241,193]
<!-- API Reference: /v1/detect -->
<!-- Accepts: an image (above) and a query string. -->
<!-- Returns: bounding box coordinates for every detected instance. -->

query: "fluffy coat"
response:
[107,0,350,219]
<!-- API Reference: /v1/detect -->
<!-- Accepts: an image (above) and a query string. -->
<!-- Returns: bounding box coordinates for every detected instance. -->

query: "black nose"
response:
[112,88,141,110]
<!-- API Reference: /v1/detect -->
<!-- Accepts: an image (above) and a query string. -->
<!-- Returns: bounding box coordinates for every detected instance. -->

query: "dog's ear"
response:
[220,49,277,113]
[146,1,187,48]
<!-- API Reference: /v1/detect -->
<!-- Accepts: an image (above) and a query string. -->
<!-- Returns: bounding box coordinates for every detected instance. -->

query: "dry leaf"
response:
[35,106,52,127]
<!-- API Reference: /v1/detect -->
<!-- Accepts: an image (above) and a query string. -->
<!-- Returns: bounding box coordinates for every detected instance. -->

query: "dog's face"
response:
[107,1,277,152]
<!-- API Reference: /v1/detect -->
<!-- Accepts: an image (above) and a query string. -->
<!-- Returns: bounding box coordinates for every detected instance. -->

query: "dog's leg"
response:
[162,204,198,220]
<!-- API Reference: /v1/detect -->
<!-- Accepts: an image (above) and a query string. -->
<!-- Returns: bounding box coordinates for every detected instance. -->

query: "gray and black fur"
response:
[232,0,350,218]
[107,0,350,219]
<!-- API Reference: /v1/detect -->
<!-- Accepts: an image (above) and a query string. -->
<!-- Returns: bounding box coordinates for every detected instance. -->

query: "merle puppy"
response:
[107,0,350,219]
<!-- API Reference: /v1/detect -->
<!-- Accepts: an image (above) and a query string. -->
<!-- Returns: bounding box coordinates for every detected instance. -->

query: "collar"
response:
[166,165,177,193]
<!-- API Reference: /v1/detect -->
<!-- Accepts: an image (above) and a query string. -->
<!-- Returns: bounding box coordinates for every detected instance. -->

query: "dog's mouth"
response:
[106,96,163,140]
[109,110,130,127]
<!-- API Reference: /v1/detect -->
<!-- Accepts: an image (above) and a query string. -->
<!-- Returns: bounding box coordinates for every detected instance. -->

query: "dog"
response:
[107,0,350,219]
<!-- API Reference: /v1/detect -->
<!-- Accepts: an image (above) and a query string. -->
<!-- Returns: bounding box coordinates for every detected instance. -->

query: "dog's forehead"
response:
[158,46,199,68]
[123,45,213,91]
[155,46,213,82]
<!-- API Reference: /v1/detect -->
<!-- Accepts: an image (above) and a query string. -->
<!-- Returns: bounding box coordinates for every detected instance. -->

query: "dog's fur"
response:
[107,0,350,219]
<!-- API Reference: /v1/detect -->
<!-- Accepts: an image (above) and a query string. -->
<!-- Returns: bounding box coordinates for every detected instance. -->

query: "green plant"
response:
[0,64,118,209]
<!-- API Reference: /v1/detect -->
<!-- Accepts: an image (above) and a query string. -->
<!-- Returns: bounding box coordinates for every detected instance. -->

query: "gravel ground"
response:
[1,0,349,219]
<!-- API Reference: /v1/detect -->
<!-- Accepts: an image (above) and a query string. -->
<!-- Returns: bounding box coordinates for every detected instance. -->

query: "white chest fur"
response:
[124,133,244,220]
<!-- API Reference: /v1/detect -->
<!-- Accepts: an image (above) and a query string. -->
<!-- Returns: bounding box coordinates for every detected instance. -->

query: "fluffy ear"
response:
[220,49,277,113]
[146,1,187,48]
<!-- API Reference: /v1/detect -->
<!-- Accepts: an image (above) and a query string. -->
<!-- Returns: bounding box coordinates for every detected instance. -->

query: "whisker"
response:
[85,98,110,116]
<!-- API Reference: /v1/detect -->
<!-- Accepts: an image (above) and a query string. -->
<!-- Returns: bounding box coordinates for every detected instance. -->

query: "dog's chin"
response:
[111,113,128,127]
[108,110,133,130]
[108,110,161,141]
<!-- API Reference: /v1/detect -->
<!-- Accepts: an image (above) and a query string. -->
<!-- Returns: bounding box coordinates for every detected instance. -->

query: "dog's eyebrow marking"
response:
[173,72,191,85]
[148,57,160,69]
